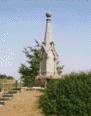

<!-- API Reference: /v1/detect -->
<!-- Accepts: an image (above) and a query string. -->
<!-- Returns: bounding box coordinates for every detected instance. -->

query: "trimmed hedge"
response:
[40,72,91,116]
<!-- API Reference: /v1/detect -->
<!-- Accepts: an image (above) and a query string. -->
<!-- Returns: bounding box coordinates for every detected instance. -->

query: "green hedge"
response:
[40,72,91,116]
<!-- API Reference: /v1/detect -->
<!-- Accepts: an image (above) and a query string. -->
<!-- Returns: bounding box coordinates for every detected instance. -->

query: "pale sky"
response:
[0,0,91,79]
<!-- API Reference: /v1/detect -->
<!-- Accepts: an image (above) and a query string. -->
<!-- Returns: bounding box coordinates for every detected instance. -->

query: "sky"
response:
[0,0,91,79]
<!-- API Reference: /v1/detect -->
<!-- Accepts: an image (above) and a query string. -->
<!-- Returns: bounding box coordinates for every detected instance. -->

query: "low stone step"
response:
[3,94,13,98]
[4,93,13,96]
[8,90,17,94]
[0,97,10,101]
[2,96,12,100]
[0,99,7,103]
[0,101,5,107]
[12,88,21,92]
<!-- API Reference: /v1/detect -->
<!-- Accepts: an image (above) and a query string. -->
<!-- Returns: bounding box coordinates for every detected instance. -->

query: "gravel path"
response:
[0,89,44,116]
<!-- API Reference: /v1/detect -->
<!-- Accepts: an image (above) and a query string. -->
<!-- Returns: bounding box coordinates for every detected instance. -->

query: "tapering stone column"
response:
[38,12,59,80]
[43,12,53,50]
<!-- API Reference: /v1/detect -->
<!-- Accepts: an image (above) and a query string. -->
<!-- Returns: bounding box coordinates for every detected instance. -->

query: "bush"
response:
[40,72,91,116]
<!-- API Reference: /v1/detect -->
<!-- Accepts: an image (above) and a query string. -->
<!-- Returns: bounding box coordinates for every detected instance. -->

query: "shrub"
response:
[40,72,91,116]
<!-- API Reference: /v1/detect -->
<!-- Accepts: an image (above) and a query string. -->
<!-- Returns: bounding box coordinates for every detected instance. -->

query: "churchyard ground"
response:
[0,89,44,116]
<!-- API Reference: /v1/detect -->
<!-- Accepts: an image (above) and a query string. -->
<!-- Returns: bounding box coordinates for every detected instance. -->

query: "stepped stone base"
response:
[0,88,21,107]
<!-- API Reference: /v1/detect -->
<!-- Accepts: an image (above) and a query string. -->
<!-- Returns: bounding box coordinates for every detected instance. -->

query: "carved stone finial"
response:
[46,12,52,17]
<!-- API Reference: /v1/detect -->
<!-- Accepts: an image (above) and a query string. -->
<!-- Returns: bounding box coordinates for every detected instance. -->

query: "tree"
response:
[19,40,41,86]
[0,74,14,80]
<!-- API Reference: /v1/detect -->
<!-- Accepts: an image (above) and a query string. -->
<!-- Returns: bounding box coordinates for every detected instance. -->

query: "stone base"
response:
[36,75,46,86]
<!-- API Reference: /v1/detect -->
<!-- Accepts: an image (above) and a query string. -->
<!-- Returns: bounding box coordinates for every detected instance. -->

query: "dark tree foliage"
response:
[40,71,91,116]
[0,74,14,80]
[19,40,41,86]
